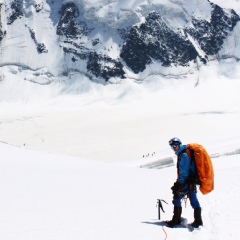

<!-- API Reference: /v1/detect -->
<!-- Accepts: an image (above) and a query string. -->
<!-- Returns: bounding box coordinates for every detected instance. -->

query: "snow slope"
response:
[1,60,240,239]
[1,60,240,162]
[0,130,240,240]
[0,0,240,239]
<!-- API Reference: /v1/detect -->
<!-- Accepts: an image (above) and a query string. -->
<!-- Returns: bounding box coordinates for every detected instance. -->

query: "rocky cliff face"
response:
[0,0,240,82]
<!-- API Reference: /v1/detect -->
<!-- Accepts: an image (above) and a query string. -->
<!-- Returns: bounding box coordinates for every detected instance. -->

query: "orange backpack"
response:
[187,143,214,195]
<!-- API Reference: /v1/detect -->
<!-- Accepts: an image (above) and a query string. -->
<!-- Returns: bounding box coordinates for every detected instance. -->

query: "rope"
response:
[162,226,168,240]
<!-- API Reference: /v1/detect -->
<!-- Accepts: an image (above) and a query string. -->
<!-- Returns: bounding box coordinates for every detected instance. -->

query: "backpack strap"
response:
[177,149,189,177]
[186,148,194,164]
[177,148,196,181]
[185,148,201,185]
[177,148,192,164]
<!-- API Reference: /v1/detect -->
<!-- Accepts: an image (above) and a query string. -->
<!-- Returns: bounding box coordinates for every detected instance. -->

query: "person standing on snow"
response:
[165,137,203,228]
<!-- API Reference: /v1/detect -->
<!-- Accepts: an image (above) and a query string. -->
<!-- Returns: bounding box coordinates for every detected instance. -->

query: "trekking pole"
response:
[156,199,168,220]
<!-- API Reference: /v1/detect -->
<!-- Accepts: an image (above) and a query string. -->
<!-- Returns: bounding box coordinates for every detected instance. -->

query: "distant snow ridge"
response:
[0,0,240,82]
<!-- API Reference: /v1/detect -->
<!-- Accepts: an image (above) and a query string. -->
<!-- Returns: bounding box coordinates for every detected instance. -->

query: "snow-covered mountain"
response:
[1,0,240,84]
[1,3,240,238]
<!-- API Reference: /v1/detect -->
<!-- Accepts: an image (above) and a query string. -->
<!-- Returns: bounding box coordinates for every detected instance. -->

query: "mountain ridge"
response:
[0,0,240,83]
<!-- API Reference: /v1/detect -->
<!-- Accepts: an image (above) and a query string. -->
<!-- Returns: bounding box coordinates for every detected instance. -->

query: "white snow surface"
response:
[1,60,240,162]
[1,141,239,240]
[1,62,240,240]
[1,0,240,239]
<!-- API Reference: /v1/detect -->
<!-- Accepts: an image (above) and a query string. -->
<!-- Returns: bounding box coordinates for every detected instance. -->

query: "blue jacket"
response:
[175,144,197,183]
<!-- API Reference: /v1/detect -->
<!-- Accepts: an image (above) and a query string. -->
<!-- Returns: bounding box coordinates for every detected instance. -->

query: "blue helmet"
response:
[169,137,182,147]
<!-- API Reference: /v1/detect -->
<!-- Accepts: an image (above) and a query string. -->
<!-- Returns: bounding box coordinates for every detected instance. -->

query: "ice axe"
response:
[156,199,168,220]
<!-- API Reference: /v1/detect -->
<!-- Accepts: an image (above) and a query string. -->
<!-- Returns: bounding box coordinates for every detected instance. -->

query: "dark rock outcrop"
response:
[57,2,91,39]
[120,12,198,73]
[7,0,23,25]
[58,2,125,81]
[185,5,240,55]
[29,28,48,53]
[120,6,240,74]
[63,43,125,81]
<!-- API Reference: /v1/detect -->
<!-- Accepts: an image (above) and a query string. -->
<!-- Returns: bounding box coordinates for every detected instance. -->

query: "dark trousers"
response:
[172,184,200,209]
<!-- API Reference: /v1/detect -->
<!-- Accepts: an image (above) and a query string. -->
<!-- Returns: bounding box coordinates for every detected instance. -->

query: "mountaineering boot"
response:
[166,206,182,228]
[190,207,203,228]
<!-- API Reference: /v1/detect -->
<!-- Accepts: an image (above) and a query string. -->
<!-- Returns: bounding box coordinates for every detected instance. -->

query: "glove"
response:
[171,182,182,195]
